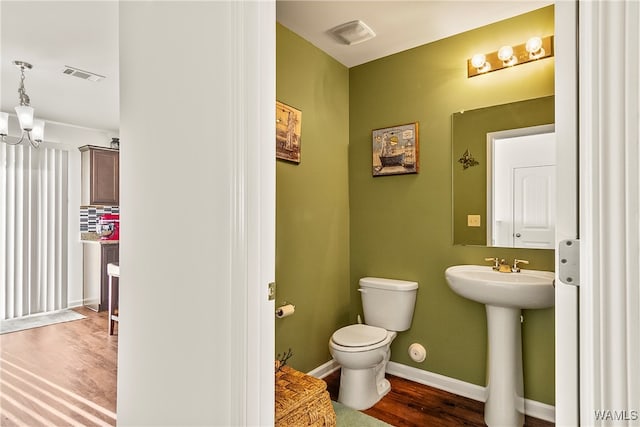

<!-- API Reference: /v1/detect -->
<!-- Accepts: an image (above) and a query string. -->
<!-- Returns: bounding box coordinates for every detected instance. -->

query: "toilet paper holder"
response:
[276,302,295,318]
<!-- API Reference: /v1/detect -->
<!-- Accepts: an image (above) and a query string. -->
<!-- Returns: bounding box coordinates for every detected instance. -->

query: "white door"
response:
[513,165,556,248]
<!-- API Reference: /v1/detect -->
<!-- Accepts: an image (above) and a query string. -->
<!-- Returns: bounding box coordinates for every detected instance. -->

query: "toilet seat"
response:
[332,324,387,347]
[330,324,393,353]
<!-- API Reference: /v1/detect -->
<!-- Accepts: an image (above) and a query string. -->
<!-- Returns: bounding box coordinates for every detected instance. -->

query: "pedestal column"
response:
[484,305,525,427]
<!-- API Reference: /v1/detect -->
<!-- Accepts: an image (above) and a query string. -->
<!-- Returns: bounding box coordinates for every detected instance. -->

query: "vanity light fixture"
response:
[0,60,45,148]
[467,35,554,78]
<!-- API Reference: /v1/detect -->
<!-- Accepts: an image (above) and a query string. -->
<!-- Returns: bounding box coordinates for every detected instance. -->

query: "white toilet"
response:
[329,277,418,410]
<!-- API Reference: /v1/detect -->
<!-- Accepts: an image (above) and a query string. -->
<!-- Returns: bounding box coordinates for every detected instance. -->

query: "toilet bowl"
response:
[330,324,398,410]
[329,277,418,410]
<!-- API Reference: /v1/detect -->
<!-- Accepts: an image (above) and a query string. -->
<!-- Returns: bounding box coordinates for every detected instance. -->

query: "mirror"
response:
[452,96,555,248]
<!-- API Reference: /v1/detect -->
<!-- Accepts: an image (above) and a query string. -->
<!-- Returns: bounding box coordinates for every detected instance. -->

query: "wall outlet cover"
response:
[467,214,481,227]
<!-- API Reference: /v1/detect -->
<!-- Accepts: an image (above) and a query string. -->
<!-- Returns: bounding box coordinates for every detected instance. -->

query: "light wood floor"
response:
[0,307,117,427]
[1,309,554,426]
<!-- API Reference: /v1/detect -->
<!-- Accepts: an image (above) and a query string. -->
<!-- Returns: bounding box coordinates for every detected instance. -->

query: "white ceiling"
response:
[1,1,551,134]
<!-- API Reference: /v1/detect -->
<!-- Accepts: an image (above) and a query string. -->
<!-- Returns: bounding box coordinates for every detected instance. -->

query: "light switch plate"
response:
[467,214,481,227]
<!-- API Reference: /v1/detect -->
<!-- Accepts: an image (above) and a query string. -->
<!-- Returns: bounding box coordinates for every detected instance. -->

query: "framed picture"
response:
[276,101,302,163]
[372,122,419,176]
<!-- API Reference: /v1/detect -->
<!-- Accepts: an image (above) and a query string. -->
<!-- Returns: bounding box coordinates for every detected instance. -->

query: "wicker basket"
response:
[275,365,336,427]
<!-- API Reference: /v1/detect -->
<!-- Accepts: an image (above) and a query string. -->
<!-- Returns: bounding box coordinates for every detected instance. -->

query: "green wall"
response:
[277,5,556,405]
[275,24,351,372]
[348,6,555,404]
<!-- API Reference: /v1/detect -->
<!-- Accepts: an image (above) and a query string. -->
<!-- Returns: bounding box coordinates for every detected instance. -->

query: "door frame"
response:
[577,0,640,423]
[244,1,276,424]
[554,0,579,425]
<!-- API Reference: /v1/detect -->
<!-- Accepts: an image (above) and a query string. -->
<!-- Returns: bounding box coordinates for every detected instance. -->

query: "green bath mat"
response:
[332,401,393,426]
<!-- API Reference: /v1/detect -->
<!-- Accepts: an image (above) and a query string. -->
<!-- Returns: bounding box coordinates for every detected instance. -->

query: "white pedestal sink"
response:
[444,265,554,427]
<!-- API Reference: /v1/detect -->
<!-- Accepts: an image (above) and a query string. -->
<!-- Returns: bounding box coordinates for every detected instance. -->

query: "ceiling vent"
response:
[329,20,376,46]
[62,66,105,82]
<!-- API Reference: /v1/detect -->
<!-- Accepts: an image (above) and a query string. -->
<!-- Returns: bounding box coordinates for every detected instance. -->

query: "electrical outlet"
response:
[467,214,481,227]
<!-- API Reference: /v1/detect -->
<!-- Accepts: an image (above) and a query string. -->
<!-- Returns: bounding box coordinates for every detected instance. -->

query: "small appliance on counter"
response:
[98,213,120,241]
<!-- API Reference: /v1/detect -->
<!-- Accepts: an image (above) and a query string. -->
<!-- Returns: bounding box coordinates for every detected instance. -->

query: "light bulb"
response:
[498,45,517,66]
[526,36,543,53]
[497,46,513,61]
[471,53,486,69]
[526,36,545,59]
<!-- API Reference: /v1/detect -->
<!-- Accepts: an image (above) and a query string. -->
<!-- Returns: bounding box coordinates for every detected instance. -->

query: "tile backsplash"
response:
[80,206,119,232]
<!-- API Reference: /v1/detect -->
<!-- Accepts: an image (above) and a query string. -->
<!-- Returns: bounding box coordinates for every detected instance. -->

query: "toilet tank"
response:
[359,277,418,331]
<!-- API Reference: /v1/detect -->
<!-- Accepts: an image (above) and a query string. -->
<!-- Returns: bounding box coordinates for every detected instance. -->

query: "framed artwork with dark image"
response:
[372,122,419,176]
[276,101,302,163]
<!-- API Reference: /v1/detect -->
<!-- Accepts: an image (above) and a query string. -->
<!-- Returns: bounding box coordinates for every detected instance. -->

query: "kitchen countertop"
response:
[82,240,119,245]
[80,233,119,244]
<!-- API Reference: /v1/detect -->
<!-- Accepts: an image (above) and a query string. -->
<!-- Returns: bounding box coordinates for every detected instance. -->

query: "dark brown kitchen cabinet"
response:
[100,244,119,312]
[82,242,119,312]
[79,145,119,205]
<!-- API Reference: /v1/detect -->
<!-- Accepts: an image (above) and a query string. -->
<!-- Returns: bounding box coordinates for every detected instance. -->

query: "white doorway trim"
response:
[229,1,276,425]
[578,0,640,424]
[242,1,276,424]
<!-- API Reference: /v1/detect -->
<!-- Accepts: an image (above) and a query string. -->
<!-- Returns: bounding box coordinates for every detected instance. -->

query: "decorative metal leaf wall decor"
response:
[458,149,479,170]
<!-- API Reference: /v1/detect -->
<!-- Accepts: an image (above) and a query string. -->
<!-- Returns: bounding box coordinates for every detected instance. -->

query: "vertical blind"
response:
[1,143,69,321]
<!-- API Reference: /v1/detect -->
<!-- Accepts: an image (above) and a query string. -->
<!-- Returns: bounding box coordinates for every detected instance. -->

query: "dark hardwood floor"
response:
[0,307,117,427]
[1,309,553,427]
[323,370,555,427]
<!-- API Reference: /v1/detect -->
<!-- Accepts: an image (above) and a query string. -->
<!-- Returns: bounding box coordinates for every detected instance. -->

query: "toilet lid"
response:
[332,324,387,347]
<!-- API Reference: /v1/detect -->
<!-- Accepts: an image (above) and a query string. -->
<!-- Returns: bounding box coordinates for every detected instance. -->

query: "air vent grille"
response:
[62,66,105,82]
[329,20,376,46]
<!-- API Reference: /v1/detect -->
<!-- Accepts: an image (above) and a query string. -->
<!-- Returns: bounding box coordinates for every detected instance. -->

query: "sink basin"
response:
[445,265,554,309]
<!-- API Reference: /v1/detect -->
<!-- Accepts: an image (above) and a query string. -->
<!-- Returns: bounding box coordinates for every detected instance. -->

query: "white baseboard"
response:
[312,359,555,423]
[67,300,84,309]
[386,361,487,402]
[307,359,340,379]
[523,400,555,424]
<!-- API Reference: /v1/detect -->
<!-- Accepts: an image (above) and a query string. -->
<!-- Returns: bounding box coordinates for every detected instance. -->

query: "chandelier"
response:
[0,60,46,148]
